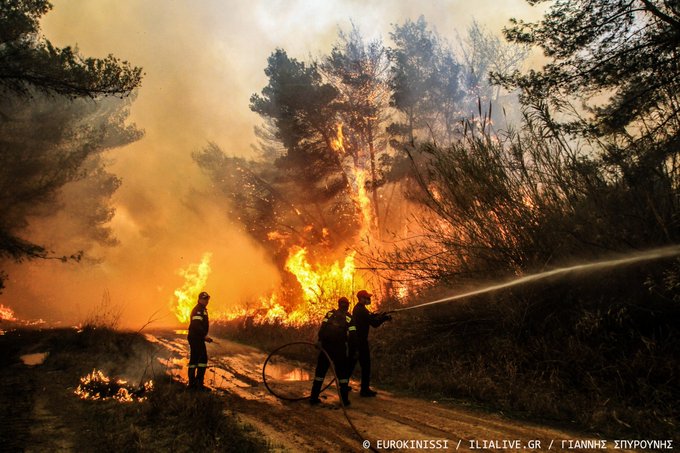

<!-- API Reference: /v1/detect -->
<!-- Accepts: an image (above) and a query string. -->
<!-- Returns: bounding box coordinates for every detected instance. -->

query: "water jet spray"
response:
[391,245,680,314]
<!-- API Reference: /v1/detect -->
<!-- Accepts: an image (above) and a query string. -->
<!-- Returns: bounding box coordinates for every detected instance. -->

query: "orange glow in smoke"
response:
[355,169,374,237]
[172,252,212,323]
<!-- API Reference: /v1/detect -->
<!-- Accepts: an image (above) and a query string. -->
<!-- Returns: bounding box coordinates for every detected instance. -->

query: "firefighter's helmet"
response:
[356,289,372,299]
[338,296,350,310]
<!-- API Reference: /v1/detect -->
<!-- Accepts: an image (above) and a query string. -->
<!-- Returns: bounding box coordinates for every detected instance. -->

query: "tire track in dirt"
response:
[150,331,634,452]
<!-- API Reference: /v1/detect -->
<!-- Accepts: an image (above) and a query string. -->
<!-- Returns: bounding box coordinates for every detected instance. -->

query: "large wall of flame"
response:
[0,0,542,328]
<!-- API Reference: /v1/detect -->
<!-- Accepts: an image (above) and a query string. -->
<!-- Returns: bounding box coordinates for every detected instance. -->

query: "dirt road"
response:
[149,331,622,452]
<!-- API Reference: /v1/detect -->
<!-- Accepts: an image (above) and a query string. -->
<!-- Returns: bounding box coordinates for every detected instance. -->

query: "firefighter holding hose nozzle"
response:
[350,289,391,397]
[187,291,213,390]
[310,297,357,406]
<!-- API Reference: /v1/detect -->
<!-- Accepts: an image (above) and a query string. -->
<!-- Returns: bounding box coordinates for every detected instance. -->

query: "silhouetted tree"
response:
[497,0,680,244]
[0,1,143,290]
[0,0,142,99]
[388,16,465,146]
[458,20,529,122]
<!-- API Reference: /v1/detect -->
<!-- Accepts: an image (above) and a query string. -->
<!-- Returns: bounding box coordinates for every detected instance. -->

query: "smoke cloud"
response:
[0,0,541,327]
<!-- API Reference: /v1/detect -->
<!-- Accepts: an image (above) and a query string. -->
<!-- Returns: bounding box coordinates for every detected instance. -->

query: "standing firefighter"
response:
[187,291,213,389]
[351,289,390,397]
[310,297,357,406]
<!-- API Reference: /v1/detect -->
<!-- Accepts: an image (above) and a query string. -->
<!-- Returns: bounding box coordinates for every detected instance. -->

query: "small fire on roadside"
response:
[75,369,153,403]
[0,304,17,322]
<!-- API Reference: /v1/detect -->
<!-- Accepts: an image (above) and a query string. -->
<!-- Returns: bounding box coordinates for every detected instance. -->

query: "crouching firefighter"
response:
[187,291,213,389]
[310,297,357,406]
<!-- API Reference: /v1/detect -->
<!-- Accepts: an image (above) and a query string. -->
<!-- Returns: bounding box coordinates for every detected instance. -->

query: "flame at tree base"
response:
[170,245,376,327]
[214,246,374,326]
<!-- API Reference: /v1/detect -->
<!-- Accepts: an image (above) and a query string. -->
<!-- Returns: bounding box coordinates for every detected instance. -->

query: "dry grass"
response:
[0,326,269,452]
[371,264,680,439]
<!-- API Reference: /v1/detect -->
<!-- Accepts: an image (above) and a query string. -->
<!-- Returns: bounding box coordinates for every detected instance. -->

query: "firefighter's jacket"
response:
[352,303,386,344]
[318,309,357,351]
[188,303,209,341]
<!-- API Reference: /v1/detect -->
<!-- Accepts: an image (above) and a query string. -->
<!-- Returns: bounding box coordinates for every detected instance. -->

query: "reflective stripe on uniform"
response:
[198,363,208,368]
[339,378,349,384]
[188,364,197,369]
[348,326,357,331]
[314,376,324,382]
[192,316,203,320]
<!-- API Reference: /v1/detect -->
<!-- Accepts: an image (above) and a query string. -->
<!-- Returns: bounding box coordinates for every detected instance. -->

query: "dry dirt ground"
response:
[150,331,633,453]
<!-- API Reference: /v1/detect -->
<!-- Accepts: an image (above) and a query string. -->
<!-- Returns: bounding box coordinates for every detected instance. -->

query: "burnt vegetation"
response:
[209,2,680,439]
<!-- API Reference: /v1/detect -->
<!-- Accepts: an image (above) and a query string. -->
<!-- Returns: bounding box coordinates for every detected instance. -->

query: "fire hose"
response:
[261,245,680,449]
[262,341,376,451]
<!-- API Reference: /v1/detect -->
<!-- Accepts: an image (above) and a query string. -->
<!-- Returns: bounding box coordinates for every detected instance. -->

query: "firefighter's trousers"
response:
[188,338,208,387]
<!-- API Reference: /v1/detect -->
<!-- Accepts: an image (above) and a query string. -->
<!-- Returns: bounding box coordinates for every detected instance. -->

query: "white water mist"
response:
[394,245,680,313]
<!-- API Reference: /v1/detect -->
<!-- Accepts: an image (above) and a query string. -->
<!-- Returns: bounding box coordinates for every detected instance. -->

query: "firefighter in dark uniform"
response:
[351,289,390,397]
[310,297,357,406]
[187,291,213,389]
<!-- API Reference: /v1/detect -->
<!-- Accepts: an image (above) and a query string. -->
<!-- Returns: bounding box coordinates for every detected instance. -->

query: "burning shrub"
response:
[0,304,17,321]
[75,369,153,402]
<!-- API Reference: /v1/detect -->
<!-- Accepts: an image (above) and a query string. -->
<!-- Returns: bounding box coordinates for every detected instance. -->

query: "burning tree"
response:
[188,18,529,323]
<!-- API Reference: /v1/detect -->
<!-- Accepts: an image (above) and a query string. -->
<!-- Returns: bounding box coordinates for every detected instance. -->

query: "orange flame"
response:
[211,121,392,326]
[330,122,375,238]
[172,252,212,324]
[330,123,345,154]
[216,246,371,326]
[0,304,16,321]
[74,369,153,402]
[284,246,359,306]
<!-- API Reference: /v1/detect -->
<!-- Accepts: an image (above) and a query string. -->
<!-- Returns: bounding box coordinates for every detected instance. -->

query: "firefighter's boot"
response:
[188,366,196,388]
[196,366,207,390]
[340,383,351,406]
[309,378,323,405]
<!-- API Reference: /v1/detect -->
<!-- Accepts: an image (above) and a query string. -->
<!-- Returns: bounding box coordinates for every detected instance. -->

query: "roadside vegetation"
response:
[0,325,269,452]
[217,1,680,440]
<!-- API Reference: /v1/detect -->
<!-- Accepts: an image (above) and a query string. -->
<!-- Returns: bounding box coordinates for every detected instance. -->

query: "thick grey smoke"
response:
[0,0,541,327]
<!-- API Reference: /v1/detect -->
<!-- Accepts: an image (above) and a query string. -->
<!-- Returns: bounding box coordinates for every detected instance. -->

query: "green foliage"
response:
[388,15,465,145]
[0,0,144,290]
[0,0,143,99]
[250,49,339,157]
[192,142,358,266]
[0,94,142,263]
[497,0,680,171]
[364,2,680,438]
[243,49,361,257]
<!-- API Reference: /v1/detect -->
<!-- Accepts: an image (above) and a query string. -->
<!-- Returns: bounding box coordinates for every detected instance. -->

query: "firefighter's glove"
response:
[205,336,214,343]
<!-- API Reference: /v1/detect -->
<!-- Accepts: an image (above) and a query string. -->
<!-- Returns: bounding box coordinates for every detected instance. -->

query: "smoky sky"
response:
[0,0,543,328]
